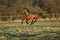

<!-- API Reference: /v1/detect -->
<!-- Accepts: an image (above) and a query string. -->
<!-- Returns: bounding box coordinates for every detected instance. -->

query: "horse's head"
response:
[22,8,29,15]
[22,8,26,13]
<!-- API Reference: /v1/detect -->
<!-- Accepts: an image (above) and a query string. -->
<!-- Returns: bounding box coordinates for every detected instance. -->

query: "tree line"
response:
[0,0,60,21]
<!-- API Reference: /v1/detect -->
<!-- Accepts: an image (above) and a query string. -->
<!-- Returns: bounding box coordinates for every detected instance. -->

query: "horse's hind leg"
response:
[26,20,29,24]
[30,19,37,25]
[30,20,33,25]
[30,19,34,25]
[32,19,37,24]
[34,19,37,23]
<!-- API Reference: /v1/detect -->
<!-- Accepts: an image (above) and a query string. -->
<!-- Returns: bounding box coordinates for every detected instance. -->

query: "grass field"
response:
[0,20,60,40]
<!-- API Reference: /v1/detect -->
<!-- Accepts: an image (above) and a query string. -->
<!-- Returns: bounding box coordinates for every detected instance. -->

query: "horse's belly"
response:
[26,14,38,20]
[26,17,33,20]
[26,16,33,20]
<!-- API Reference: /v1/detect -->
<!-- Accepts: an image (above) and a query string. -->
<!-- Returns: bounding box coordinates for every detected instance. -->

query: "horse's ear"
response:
[23,7,26,9]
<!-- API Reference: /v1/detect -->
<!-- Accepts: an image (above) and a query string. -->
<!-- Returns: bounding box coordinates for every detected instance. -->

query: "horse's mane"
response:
[23,8,30,13]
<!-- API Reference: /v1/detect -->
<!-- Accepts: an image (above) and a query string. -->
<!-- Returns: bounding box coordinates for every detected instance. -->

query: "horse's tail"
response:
[38,13,46,18]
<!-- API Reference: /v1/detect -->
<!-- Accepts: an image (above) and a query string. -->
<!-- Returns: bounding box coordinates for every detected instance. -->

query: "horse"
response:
[21,8,45,25]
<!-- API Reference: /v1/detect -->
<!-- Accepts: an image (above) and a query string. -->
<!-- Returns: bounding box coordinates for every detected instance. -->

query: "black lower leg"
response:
[21,19,24,24]
[30,20,34,25]
[26,20,29,24]
[30,19,37,25]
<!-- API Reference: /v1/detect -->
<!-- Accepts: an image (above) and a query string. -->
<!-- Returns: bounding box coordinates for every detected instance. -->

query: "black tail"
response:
[38,13,46,18]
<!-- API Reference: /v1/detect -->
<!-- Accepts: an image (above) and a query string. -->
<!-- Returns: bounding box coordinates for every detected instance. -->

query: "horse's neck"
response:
[25,11,29,15]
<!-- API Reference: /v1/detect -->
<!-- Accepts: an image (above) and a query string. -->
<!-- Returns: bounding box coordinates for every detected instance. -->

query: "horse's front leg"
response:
[21,18,25,24]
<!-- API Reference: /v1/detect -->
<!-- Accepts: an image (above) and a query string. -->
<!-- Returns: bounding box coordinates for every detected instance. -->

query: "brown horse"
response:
[21,8,45,25]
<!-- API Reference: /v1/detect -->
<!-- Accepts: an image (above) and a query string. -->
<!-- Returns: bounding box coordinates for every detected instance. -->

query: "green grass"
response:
[0,20,60,40]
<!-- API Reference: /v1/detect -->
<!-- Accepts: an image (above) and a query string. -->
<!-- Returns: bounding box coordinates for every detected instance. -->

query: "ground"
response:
[0,20,60,40]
